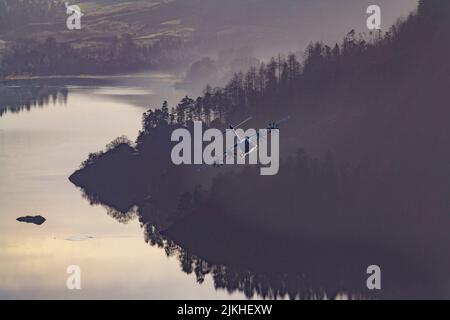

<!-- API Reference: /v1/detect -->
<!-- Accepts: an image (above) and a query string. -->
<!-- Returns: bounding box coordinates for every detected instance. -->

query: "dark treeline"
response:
[139,0,450,174]
[70,0,450,299]
[73,0,450,243]
[73,0,450,220]
[0,35,191,77]
[142,0,449,128]
[0,0,66,32]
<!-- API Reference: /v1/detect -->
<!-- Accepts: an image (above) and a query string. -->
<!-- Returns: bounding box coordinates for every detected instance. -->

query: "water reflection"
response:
[0,85,68,116]
[77,184,441,300]
[1,74,234,299]
[0,73,186,117]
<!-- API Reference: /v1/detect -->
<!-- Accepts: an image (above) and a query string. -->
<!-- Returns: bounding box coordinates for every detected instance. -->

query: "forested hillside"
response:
[0,0,66,32]
[0,0,417,77]
[68,1,450,299]
[141,0,449,164]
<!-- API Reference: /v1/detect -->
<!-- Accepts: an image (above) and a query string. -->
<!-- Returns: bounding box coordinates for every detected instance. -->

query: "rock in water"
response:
[16,215,46,225]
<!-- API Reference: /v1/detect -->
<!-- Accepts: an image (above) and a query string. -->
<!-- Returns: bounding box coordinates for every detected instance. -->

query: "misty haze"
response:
[2,0,450,301]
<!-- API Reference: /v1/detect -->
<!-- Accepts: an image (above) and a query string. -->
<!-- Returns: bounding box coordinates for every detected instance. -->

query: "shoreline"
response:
[0,72,183,82]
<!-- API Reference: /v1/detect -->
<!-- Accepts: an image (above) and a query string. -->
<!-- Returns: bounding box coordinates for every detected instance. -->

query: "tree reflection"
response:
[76,180,440,300]
[0,85,68,116]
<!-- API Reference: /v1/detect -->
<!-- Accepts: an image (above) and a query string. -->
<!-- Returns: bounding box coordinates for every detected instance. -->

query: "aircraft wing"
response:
[212,143,238,167]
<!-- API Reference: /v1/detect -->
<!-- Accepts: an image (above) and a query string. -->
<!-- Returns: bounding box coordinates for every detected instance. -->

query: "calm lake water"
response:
[0,73,249,299]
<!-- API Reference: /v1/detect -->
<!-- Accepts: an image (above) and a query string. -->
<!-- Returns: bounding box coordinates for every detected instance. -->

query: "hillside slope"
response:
[1,0,417,57]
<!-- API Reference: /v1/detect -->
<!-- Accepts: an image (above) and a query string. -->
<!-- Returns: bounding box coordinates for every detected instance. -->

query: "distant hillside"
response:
[1,0,417,57]
[0,0,418,77]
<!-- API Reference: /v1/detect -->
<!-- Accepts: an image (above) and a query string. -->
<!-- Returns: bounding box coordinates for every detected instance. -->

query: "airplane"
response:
[213,116,290,167]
